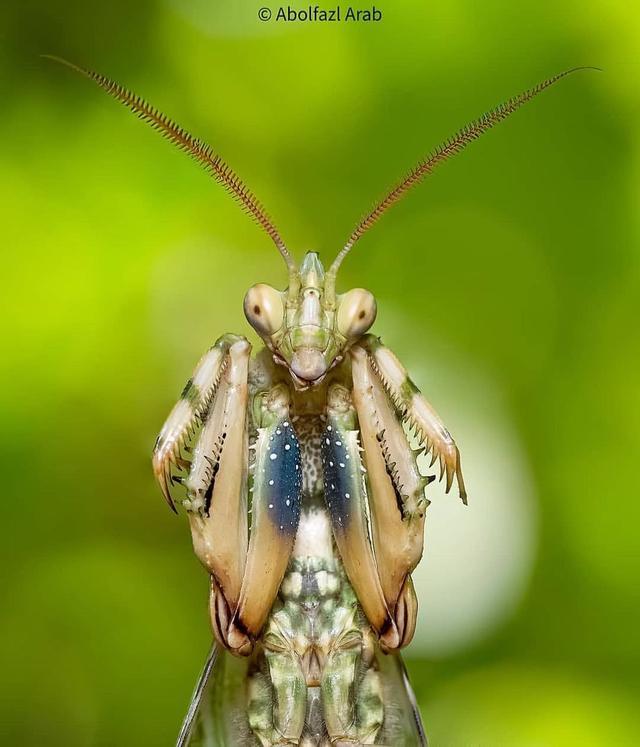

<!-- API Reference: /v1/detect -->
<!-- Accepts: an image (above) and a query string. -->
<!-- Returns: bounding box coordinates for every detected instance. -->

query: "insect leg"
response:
[246,603,308,745]
[264,640,307,744]
[359,334,467,503]
[350,345,429,650]
[181,337,253,653]
[229,383,303,651]
[247,648,306,747]
[322,383,400,647]
[152,333,244,510]
[320,605,366,745]
[246,666,275,747]
[354,666,384,744]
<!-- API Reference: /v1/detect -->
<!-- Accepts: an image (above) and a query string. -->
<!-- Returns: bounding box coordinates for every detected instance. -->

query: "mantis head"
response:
[244,252,377,387]
[47,57,596,390]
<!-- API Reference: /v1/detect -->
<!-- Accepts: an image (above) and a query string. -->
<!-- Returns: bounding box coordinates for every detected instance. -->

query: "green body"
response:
[183,505,423,745]
[178,363,427,745]
[158,253,458,745]
[50,55,596,747]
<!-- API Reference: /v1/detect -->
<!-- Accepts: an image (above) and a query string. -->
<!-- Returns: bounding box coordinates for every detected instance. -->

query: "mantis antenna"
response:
[44,55,296,274]
[326,66,599,288]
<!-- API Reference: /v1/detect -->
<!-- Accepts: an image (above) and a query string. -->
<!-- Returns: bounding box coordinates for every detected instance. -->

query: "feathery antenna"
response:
[44,55,296,272]
[328,67,599,280]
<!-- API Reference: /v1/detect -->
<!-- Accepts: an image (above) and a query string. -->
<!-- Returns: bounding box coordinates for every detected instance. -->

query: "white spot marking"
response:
[270,453,277,460]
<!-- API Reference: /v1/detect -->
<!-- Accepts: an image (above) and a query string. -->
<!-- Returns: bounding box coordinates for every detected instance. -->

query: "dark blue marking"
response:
[262,420,303,536]
[321,420,357,532]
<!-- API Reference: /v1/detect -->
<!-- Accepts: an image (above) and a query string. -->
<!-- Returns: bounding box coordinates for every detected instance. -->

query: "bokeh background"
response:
[1,0,639,744]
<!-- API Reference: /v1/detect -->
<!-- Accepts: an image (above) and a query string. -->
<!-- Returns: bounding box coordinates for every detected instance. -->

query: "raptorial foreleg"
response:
[170,342,303,657]
[322,383,401,649]
[230,383,303,649]
[350,347,427,641]
[359,334,466,502]
[348,338,466,651]
[183,337,253,653]
[152,333,245,510]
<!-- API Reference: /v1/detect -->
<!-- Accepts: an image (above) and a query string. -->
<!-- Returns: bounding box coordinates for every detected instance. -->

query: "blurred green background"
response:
[1,0,638,744]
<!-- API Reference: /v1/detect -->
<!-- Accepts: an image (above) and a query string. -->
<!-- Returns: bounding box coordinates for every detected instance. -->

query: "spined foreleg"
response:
[179,336,253,653]
[152,333,244,510]
[358,334,466,501]
[153,337,303,657]
[349,342,461,650]
[206,377,303,655]
[229,383,303,648]
[322,383,402,650]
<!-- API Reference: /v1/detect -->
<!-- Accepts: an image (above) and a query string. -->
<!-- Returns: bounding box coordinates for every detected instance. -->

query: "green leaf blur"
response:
[1,0,638,744]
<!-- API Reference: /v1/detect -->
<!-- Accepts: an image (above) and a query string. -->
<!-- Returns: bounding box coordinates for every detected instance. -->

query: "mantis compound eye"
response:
[244,283,285,336]
[336,288,377,339]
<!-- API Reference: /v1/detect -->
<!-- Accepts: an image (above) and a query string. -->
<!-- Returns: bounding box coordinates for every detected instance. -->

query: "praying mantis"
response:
[50,56,591,745]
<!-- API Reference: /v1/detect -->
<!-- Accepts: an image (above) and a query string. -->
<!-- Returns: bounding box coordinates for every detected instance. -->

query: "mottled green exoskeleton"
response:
[52,57,591,745]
